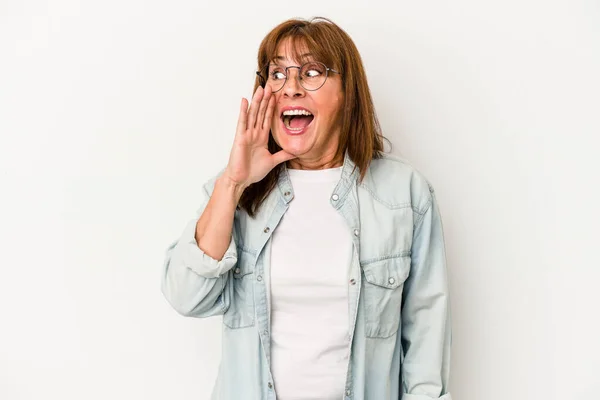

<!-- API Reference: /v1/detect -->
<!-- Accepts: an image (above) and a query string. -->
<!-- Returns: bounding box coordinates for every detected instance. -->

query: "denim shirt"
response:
[161,152,453,400]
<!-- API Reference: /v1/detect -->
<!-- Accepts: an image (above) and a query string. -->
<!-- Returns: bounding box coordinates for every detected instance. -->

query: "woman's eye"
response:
[305,69,321,78]
[270,71,286,80]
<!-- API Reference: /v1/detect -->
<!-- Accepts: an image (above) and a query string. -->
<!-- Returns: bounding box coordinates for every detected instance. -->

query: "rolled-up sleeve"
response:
[401,185,453,400]
[161,176,238,318]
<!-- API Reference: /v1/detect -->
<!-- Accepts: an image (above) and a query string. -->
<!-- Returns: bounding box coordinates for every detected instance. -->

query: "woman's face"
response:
[269,38,344,169]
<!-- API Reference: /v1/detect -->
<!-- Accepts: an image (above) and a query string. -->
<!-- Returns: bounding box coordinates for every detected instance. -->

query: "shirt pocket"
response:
[361,254,411,338]
[223,249,255,329]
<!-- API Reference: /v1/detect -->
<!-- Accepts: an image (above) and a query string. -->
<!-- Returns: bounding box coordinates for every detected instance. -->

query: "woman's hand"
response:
[223,85,296,190]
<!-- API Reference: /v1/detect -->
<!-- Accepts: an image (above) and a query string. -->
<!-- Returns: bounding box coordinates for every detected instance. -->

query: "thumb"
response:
[271,150,297,166]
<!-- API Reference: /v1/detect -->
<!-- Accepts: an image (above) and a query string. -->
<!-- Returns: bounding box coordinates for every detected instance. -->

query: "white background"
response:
[1,1,599,399]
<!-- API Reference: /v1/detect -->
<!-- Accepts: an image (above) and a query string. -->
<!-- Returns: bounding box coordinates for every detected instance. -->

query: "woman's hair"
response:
[239,16,387,217]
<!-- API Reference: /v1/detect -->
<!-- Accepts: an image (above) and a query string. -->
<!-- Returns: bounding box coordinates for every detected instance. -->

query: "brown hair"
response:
[239,16,387,217]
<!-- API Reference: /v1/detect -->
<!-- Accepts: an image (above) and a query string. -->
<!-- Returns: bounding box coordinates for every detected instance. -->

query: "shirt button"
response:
[388,277,395,285]
[331,194,339,201]
[268,382,273,389]
[264,227,270,233]
[257,275,263,281]
[353,229,359,237]
[349,278,356,285]
[284,191,290,196]
[234,267,241,274]
[346,389,351,396]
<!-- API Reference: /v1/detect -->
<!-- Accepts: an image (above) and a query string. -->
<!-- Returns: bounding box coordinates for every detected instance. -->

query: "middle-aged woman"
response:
[162,16,453,400]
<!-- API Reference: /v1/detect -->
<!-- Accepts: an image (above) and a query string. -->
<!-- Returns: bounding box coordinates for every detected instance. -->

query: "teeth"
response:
[282,109,313,116]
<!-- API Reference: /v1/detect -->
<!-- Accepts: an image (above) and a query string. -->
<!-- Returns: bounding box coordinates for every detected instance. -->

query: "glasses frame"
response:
[256,61,340,92]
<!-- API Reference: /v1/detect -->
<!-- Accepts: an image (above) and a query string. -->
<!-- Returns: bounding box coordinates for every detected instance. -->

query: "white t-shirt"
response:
[269,166,353,400]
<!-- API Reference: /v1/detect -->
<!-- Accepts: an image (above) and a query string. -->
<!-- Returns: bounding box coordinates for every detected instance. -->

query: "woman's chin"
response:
[273,129,315,156]
[279,142,309,157]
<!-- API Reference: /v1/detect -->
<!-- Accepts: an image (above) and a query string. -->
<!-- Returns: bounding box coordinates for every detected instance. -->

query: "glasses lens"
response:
[266,65,286,92]
[300,62,327,90]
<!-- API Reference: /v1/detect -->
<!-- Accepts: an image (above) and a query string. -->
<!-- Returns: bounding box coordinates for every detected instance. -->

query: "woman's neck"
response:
[286,151,343,170]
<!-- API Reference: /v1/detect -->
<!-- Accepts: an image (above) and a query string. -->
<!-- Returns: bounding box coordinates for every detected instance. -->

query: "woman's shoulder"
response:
[363,152,435,212]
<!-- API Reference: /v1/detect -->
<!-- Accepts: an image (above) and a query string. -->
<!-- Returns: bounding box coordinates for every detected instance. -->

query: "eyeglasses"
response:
[256,61,340,92]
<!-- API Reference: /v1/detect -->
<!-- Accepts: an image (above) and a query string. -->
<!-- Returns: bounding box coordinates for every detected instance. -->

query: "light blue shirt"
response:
[161,152,453,400]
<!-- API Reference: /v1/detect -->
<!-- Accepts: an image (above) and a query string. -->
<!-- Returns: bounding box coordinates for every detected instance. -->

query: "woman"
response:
[162,17,453,400]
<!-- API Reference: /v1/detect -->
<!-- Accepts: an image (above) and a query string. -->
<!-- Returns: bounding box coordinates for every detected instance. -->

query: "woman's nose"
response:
[282,68,305,98]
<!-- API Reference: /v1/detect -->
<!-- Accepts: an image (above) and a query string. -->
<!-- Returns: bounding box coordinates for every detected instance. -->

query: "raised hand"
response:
[224,85,296,189]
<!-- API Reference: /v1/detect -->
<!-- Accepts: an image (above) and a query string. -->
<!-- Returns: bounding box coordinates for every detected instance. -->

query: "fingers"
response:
[246,86,264,130]
[262,94,276,131]
[236,97,249,135]
[237,84,276,139]
[256,85,272,129]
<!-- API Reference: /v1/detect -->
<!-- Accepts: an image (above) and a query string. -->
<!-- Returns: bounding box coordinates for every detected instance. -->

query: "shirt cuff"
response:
[402,393,452,400]
[179,219,238,278]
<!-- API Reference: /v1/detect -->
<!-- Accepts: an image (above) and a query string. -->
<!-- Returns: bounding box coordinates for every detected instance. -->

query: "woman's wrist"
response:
[216,174,247,203]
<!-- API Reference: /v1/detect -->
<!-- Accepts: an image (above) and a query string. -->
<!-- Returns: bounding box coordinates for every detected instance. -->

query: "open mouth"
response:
[281,109,314,133]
